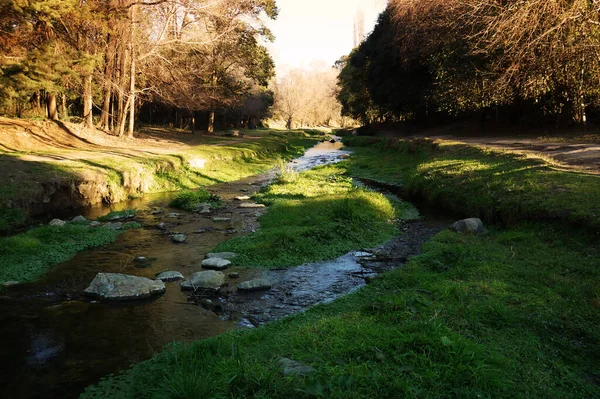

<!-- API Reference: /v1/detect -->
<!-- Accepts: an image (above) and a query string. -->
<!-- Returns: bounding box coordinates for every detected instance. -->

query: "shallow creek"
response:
[0,140,444,398]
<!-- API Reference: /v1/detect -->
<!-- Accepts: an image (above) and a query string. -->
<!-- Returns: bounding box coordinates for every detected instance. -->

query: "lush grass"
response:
[81,138,599,398]
[169,189,221,212]
[0,129,320,233]
[82,222,600,398]
[97,209,138,221]
[213,163,416,268]
[0,223,125,284]
[343,137,600,231]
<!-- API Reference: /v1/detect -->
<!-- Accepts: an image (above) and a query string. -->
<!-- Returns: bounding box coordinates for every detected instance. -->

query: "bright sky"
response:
[266,0,387,72]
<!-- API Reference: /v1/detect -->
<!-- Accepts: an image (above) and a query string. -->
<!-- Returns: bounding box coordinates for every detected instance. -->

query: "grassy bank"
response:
[82,222,599,398]
[214,163,416,267]
[82,138,599,398]
[343,136,600,232]
[0,221,140,284]
[0,128,319,233]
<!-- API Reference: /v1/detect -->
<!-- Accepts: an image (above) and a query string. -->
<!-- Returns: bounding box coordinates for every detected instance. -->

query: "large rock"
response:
[88,221,102,228]
[206,252,237,259]
[212,217,231,222]
[237,278,272,292]
[201,258,231,270]
[84,273,165,300]
[72,215,87,223]
[49,219,66,227]
[156,271,184,282]
[450,218,485,234]
[181,270,225,291]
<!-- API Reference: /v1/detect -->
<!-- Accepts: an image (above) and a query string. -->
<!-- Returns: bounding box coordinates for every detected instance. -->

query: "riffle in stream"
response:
[0,139,443,399]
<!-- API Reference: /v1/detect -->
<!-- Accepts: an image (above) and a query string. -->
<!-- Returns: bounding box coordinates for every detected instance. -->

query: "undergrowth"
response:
[169,189,221,212]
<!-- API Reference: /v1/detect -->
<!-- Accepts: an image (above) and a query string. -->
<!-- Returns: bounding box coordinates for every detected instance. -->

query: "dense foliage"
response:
[337,0,600,126]
[0,0,278,133]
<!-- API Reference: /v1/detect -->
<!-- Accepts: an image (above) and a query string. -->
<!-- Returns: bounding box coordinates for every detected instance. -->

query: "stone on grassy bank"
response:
[49,219,66,227]
[206,252,237,259]
[72,215,87,222]
[181,270,224,291]
[84,273,165,300]
[201,258,231,270]
[450,218,485,234]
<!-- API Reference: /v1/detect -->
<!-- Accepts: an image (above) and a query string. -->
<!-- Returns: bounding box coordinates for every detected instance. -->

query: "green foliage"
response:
[0,223,120,284]
[344,136,600,231]
[97,209,137,221]
[213,163,415,267]
[82,223,600,398]
[169,189,221,212]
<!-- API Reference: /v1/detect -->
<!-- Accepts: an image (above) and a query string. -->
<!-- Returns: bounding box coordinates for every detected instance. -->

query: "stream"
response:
[0,140,446,398]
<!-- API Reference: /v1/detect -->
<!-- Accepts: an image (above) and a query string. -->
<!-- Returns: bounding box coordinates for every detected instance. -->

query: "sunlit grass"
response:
[344,137,600,230]
[214,163,416,268]
[82,223,599,398]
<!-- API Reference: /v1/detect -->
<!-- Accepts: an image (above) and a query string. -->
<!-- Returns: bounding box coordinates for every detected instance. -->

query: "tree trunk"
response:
[46,93,58,121]
[127,2,136,138]
[83,74,93,128]
[118,96,131,137]
[100,35,115,130]
[190,114,195,134]
[207,110,215,133]
[60,93,67,119]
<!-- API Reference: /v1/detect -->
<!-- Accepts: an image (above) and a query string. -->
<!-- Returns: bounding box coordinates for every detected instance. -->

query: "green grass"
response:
[343,137,600,231]
[0,129,320,233]
[0,223,127,284]
[82,223,600,398]
[97,209,138,221]
[80,136,599,398]
[213,163,416,268]
[169,189,221,212]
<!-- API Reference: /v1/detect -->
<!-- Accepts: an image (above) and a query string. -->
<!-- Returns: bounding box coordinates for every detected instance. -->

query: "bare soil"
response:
[374,123,600,174]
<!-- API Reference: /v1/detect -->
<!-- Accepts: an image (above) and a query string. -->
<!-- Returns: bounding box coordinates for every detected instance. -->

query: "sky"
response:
[265,0,387,72]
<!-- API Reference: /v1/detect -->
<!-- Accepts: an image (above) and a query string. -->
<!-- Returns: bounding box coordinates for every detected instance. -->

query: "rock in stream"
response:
[84,273,166,301]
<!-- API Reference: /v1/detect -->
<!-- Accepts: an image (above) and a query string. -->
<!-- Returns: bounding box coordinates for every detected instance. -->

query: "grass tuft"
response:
[169,189,221,212]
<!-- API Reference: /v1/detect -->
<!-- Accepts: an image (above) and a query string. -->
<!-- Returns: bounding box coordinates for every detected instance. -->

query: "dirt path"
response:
[429,134,600,175]
[0,117,259,163]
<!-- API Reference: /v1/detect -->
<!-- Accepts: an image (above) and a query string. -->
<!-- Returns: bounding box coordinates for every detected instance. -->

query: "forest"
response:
[338,0,600,127]
[0,0,279,134]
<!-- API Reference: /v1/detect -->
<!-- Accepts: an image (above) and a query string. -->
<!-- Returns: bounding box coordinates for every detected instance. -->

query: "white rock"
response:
[49,219,66,227]
[201,258,231,270]
[206,252,237,259]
